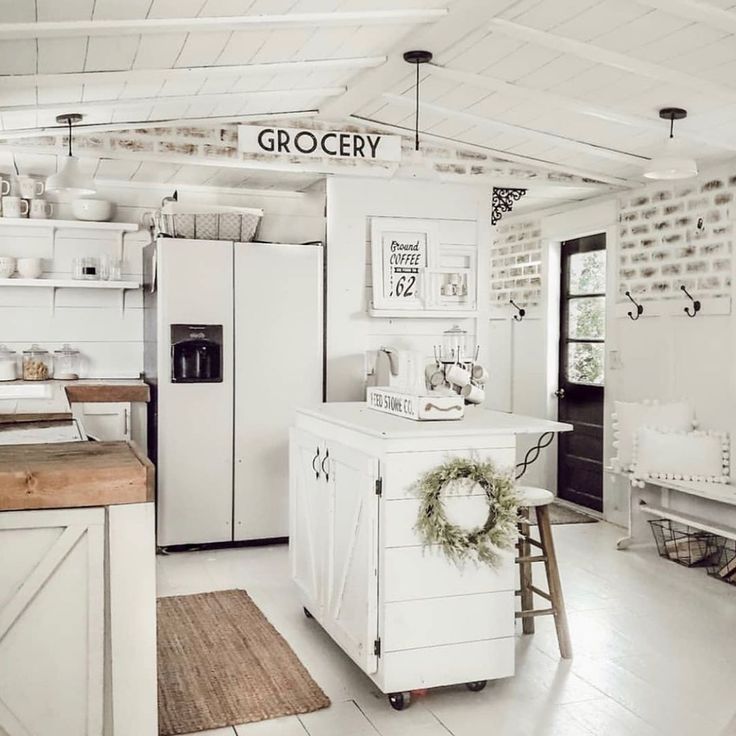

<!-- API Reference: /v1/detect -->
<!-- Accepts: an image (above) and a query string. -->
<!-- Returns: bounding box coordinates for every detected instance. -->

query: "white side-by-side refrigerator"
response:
[144,237,323,547]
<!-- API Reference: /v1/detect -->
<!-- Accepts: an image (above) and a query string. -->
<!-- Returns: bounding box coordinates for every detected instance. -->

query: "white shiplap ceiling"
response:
[1,0,736,204]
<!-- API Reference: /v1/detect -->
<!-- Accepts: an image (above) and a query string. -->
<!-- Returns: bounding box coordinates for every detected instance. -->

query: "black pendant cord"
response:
[68,116,73,156]
[669,115,674,140]
[414,62,420,152]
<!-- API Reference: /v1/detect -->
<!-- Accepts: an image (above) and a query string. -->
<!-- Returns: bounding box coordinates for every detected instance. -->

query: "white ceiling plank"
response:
[0,1,35,22]
[94,158,144,181]
[382,92,648,164]
[92,0,155,20]
[84,36,140,72]
[487,18,736,101]
[12,152,59,175]
[174,32,233,68]
[0,87,345,116]
[148,0,208,18]
[321,0,513,120]
[0,9,449,38]
[37,38,88,74]
[36,0,95,22]
[634,0,736,33]
[0,40,37,75]
[198,0,257,16]
[132,161,183,182]
[36,83,85,106]
[132,33,188,69]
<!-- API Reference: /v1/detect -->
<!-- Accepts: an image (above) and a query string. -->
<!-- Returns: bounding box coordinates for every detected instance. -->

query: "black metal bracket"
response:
[625,291,643,321]
[491,187,527,226]
[510,299,526,321]
[681,285,701,317]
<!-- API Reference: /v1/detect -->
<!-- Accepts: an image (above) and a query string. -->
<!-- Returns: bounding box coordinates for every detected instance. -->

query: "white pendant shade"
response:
[46,155,95,196]
[643,137,698,180]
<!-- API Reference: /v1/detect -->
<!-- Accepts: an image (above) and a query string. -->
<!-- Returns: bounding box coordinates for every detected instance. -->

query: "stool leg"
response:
[518,507,534,635]
[535,505,572,659]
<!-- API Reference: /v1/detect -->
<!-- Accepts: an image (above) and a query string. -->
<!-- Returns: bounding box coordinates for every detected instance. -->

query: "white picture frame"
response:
[370,217,439,312]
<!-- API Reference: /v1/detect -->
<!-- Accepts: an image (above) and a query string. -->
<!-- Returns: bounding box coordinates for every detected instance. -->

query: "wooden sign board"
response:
[367,387,464,422]
[238,124,403,162]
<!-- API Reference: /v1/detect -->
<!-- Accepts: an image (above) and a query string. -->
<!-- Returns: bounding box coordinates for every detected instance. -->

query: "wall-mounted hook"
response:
[681,285,701,317]
[696,217,704,231]
[510,299,526,322]
[625,291,643,321]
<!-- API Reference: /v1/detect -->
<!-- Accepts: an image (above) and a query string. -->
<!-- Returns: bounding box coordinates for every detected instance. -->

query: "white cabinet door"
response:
[233,243,323,541]
[289,429,329,617]
[0,508,104,736]
[73,402,131,441]
[322,442,380,675]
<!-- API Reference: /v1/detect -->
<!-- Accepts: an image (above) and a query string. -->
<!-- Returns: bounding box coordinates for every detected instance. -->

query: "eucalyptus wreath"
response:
[413,457,520,567]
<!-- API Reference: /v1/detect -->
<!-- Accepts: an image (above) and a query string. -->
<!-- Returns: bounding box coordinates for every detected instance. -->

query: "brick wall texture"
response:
[491,217,543,306]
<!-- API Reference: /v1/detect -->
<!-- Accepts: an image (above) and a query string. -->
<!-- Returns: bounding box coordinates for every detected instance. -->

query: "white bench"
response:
[611,471,736,549]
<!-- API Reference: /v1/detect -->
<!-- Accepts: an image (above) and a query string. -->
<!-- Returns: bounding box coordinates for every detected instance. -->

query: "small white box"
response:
[366,387,464,421]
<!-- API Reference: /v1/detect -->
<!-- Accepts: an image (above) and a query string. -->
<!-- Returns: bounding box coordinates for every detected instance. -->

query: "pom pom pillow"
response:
[611,401,695,472]
[631,427,730,484]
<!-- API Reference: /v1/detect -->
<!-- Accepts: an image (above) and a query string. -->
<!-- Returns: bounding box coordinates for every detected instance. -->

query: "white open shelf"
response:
[0,278,140,290]
[0,218,138,233]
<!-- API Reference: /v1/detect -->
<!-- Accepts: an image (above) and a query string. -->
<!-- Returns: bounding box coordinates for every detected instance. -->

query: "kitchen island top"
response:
[296,402,572,440]
[0,440,153,511]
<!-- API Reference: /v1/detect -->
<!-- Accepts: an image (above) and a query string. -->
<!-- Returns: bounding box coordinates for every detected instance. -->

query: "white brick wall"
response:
[491,217,543,306]
[618,171,734,302]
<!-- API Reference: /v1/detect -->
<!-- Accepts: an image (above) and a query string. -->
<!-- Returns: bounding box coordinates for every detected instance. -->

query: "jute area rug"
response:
[157,589,330,736]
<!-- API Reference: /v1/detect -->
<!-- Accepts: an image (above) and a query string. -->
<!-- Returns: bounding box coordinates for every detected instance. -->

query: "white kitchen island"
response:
[289,402,571,709]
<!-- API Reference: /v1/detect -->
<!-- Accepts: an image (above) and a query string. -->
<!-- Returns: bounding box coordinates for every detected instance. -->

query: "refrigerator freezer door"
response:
[156,239,234,546]
[233,243,323,541]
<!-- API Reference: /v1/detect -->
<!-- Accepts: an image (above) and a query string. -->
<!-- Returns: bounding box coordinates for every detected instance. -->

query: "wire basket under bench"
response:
[648,519,718,568]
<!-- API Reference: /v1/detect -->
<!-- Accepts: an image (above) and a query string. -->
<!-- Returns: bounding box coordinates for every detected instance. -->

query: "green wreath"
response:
[414,457,520,567]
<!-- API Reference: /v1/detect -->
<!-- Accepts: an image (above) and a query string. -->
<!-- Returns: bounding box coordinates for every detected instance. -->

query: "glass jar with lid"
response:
[22,345,52,381]
[0,345,17,381]
[54,344,80,380]
[440,324,470,363]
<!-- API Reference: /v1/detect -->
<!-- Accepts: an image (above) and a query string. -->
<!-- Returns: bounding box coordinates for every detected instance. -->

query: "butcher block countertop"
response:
[0,440,154,511]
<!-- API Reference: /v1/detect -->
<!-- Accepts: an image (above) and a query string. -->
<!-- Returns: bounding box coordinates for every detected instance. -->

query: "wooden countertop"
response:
[64,382,150,404]
[0,440,154,512]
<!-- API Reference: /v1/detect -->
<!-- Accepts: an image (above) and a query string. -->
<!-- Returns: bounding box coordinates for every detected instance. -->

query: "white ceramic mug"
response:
[16,257,42,279]
[2,196,28,218]
[461,383,485,404]
[0,178,9,197]
[425,364,446,388]
[472,364,489,383]
[18,176,44,199]
[29,199,53,219]
[446,363,471,388]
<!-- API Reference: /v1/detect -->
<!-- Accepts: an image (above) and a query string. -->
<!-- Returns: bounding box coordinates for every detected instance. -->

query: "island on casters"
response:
[289,401,572,710]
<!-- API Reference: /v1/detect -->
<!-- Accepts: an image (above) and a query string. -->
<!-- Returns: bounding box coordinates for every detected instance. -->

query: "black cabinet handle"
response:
[312,447,321,480]
[321,448,330,482]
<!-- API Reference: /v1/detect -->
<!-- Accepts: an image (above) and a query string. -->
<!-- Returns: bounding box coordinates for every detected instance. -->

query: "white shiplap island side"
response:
[289,402,571,706]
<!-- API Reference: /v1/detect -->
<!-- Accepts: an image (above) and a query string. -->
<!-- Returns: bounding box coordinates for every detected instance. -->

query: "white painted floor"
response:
[157,521,736,736]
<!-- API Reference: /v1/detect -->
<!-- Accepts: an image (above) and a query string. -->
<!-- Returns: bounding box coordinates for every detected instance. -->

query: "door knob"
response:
[554,388,566,399]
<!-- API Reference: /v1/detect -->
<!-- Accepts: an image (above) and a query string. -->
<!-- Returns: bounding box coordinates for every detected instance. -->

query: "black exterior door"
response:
[557,233,606,512]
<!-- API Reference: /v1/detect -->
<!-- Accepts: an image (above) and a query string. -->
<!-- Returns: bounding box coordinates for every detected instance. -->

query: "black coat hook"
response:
[625,291,643,321]
[510,299,526,321]
[681,285,701,317]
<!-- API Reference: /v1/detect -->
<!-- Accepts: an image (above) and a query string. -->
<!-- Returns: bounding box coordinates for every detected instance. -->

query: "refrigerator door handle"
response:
[312,446,321,480]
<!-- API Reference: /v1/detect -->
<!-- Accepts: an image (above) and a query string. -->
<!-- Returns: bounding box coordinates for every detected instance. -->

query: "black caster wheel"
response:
[388,691,411,710]
[303,607,313,619]
[465,680,487,692]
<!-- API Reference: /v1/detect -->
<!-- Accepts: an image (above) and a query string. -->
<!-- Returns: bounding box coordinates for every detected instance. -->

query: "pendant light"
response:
[46,113,95,196]
[643,107,697,180]
[403,50,433,151]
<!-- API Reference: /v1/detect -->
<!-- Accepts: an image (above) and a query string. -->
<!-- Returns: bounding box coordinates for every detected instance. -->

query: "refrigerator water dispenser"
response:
[171,324,223,383]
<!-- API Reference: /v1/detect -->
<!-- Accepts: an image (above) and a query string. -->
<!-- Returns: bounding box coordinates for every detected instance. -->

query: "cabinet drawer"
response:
[383,592,514,652]
[383,495,494,548]
[382,546,514,602]
[379,636,514,693]
[383,447,515,500]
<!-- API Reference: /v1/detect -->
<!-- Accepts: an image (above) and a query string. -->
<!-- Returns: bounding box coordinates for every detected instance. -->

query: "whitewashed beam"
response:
[95,178,307,198]
[0,9,448,39]
[0,57,387,88]
[321,0,497,120]
[0,88,345,116]
[382,93,648,164]
[0,111,318,138]
[427,63,736,153]
[488,18,736,100]
[634,0,736,34]
[350,115,633,188]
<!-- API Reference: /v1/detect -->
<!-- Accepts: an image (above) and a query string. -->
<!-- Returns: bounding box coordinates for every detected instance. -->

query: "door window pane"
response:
[568,297,605,340]
[569,250,605,295]
[567,342,604,386]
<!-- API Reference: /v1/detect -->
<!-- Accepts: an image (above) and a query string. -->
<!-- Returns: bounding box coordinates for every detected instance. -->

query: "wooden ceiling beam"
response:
[0,9,448,39]
[0,57,387,88]
[488,18,736,100]
[382,93,648,164]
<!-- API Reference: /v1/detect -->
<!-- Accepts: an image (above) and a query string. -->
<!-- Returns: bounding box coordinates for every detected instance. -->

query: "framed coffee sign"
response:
[370,217,439,312]
[238,124,402,162]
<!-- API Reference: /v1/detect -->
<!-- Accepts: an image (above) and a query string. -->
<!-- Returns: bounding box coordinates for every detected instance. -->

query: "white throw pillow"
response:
[611,401,695,471]
[631,427,730,484]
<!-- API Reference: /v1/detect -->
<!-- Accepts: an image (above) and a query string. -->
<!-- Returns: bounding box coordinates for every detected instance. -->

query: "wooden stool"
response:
[515,486,572,659]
